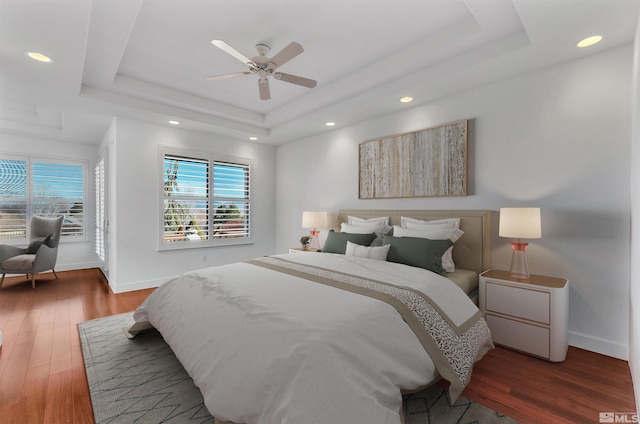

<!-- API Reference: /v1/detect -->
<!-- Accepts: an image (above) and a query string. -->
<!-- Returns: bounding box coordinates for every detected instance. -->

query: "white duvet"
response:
[132,253,485,424]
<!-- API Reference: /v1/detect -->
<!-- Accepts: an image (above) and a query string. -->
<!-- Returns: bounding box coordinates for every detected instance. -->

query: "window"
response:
[0,155,86,243]
[161,148,251,248]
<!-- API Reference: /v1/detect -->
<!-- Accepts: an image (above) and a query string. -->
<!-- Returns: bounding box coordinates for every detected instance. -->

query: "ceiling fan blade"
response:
[258,78,271,100]
[268,42,304,69]
[211,40,256,67]
[273,72,317,88]
[207,71,253,81]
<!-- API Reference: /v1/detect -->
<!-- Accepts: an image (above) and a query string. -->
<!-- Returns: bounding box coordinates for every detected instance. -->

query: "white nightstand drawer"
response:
[485,281,550,324]
[486,314,550,359]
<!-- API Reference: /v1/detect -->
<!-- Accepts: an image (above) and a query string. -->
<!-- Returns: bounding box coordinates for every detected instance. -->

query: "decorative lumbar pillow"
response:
[344,241,391,261]
[392,226,464,272]
[382,234,453,275]
[340,222,388,246]
[25,235,52,254]
[322,230,377,254]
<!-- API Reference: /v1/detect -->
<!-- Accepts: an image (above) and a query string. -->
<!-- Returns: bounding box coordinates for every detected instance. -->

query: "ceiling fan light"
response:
[325,122,336,127]
[249,136,258,141]
[168,120,180,125]
[400,96,413,103]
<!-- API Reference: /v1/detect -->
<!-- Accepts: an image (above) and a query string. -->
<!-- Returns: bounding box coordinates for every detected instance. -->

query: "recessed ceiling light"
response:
[249,136,258,141]
[577,35,603,48]
[400,96,413,103]
[168,120,180,125]
[325,122,336,127]
[25,51,53,63]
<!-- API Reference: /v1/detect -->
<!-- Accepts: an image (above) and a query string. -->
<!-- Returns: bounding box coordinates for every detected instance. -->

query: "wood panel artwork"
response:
[359,120,467,198]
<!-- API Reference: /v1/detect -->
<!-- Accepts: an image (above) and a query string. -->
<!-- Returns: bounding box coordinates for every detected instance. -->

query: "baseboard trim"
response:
[109,276,172,294]
[56,261,101,272]
[569,330,629,360]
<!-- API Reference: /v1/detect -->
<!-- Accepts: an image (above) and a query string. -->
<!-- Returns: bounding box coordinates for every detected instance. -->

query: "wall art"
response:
[359,120,467,198]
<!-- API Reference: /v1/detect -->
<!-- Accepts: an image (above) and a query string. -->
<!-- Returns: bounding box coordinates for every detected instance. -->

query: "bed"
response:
[126,209,494,424]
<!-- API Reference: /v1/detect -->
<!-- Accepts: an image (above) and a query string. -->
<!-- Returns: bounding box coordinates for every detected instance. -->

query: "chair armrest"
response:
[0,245,26,264]
[32,244,58,274]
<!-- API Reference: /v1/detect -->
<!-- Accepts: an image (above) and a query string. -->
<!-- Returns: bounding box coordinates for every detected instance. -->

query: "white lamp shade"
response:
[302,211,328,229]
[499,208,541,239]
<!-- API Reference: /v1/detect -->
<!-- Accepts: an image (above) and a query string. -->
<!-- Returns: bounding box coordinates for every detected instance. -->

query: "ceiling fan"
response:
[208,40,317,100]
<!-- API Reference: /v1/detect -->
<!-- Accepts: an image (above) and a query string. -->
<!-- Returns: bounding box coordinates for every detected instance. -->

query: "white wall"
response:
[628,11,640,409]
[1,134,100,271]
[107,118,277,293]
[276,45,633,359]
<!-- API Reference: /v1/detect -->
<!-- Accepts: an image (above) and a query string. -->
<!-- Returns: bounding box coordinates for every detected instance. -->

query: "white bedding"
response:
[131,253,491,424]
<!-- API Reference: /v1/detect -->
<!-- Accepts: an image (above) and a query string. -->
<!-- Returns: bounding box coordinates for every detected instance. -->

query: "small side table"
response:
[289,247,319,253]
[479,269,569,362]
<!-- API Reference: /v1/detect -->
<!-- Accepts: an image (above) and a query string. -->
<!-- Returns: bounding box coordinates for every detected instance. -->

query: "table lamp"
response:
[499,207,541,279]
[302,211,328,249]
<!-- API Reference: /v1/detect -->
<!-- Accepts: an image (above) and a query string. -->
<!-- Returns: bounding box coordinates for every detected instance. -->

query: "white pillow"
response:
[340,222,383,234]
[345,240,391,261]
[348,216,392,235]
[341,222,387,246]
[392,225,464,272]
[405,222,456,232]
[393,226,463,241]
[401,216,460,229]
[348,215,390,226]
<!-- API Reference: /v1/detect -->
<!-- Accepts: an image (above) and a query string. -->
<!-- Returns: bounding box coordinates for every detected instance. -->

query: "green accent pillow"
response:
[321,230,377,254]
[382,234,453,275]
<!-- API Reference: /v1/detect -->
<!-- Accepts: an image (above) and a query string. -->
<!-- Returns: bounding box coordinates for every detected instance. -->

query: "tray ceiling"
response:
[0,0,638,145]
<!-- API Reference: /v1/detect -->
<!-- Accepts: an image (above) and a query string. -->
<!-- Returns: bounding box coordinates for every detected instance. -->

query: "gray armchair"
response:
[0,215,64,289]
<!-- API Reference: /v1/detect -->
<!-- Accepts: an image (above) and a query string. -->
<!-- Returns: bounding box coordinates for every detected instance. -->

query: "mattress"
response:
[446,268,479,303]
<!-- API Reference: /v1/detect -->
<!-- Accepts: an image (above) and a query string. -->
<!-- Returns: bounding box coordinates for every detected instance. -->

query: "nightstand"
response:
[289,247,319,253]
[479,269,569,362]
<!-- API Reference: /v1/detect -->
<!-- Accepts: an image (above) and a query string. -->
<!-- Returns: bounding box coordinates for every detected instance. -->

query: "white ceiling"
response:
[0,0,638,146]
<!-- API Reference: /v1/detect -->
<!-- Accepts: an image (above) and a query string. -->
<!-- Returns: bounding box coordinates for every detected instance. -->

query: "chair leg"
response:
[32,274,36,289]
[52,269,58,280]
[0,274,4,289]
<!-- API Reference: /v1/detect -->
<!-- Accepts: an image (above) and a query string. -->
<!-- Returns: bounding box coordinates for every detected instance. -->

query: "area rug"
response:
[79,312,517,424]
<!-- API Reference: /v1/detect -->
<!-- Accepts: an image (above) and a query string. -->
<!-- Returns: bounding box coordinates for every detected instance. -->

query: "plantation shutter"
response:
[32,161,84,237]
[95,158,105,261]
[212,161,250,239]
[163,154,210,242]
[0,158,28,241]
[0,156,85,243]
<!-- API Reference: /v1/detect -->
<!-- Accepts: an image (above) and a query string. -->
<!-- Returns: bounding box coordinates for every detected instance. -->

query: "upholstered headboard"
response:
[337,210,493,274]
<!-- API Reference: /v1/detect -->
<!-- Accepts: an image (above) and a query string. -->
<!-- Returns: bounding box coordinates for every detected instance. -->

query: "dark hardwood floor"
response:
[463,343,636,423]
[0,269,636,423]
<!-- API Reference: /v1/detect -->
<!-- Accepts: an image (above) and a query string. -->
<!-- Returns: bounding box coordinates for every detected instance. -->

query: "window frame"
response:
[159,146,253,251]
[0,153,88,245]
